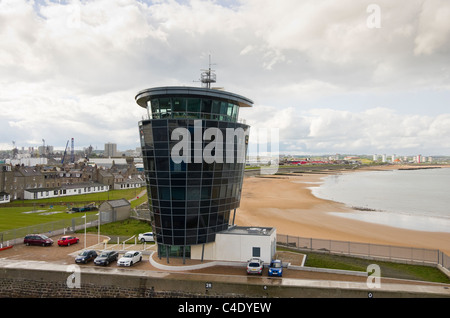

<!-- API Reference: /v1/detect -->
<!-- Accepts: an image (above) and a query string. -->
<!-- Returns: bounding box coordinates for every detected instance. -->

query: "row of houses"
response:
[0,158,145,203]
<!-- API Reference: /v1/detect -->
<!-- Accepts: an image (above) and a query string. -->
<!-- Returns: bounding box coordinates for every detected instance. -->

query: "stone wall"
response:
[0,265,248,298]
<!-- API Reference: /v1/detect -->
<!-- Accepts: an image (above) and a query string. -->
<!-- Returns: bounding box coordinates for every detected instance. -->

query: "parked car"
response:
[24,234,53,247]
[246,258,264,275]
[94,250,119,266]
[268,259,283,277]
[75,250,98,264]
[138,232,154,243]
[57,235,79,246]
[117,251,142,267]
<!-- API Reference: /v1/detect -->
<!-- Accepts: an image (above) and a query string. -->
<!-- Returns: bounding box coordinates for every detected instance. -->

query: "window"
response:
[159,98,171,118]
[173,98,186,112]
[172,187,186,200]
[201,99,212,113]
[252,247,261,257]
[220,102,228,115]
[227,103,234,117]
[173,98,187,119]
[187,98,200,113]
[212,100,220,114]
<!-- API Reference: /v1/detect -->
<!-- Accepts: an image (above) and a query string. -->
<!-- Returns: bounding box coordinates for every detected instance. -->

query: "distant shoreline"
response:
[398,166,442,170]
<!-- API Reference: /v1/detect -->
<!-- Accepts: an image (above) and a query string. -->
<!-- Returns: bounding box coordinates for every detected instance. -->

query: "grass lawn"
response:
[0,188,147,232]
[0,205,81,232]
[82,218,152,238]
[303,250,450,284]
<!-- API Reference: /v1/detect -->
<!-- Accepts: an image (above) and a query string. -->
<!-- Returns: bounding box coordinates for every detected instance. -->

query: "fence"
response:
[277,234,450,271]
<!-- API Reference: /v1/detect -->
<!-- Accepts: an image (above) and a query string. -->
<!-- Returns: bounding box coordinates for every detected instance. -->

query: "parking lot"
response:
[0,232,363,282]
[0,233,302,277]
[0,234,157,270]
[3,233,448,288]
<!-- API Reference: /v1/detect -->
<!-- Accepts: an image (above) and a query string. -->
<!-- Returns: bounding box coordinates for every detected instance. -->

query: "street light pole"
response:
[96,212,100,244]
[82,213,86,249]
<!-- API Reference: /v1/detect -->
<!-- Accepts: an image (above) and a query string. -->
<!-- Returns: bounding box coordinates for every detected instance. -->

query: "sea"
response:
[310,167,450,233]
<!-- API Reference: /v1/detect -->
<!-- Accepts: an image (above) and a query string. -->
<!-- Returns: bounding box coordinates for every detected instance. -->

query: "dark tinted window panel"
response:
[172,201,185,208]
[186,187,200,200]
[155,158,169,171]
[171,179,185,186]
[174,237,185,246]
[201,99,212,113]
[159,187,170,200]
[159,179,171,186]
[173,98,186,112]
[187,200,199,207]
[172,208,185,216]
[159,200,171,207]
[171,187,186,200]
[187,98,201,112]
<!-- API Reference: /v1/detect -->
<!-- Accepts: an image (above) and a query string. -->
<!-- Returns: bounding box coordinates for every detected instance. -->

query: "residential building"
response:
[104,143,118,157]
[24,182,108,200]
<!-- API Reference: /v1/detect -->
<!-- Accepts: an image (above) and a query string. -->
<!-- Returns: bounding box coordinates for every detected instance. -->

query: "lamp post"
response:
[81,213,86,249]
[96,212,100,244]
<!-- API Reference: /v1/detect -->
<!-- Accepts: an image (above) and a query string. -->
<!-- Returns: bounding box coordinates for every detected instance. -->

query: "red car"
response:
[57,235,79,246]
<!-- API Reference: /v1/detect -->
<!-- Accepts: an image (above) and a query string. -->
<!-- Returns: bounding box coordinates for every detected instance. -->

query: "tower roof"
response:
[135,86,253,108]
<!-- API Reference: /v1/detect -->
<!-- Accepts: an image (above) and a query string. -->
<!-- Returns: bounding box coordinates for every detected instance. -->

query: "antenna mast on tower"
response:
[200,55,216,89]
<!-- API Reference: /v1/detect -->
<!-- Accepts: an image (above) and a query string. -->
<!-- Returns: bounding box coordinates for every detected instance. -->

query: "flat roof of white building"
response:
[219,226,275,236]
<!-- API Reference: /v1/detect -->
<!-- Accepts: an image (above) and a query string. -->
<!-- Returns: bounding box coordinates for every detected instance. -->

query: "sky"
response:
[1,0,449,156]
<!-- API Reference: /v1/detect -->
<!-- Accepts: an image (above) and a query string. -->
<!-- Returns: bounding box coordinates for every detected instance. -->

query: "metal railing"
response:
[277,234,450,270]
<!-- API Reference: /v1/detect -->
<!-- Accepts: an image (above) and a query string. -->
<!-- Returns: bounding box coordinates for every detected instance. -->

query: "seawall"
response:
[0,259,449,298]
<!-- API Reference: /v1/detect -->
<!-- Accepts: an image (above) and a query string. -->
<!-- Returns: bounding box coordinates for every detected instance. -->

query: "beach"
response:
[235,165,450,255]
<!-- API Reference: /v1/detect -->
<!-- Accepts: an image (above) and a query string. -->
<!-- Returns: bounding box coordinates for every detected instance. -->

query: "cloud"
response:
[414,0,450,55]
[244,106,450,155]
[0,0,449,156]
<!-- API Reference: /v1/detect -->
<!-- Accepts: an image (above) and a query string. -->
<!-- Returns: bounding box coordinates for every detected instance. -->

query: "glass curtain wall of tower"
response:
[135,87,253,258]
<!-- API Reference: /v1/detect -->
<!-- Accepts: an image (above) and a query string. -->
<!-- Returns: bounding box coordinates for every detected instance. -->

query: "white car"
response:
[117,251,142,267]
[138,232,154,243]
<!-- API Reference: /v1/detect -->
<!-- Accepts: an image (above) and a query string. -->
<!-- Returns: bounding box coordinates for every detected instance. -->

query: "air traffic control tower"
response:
[135,67,253,261]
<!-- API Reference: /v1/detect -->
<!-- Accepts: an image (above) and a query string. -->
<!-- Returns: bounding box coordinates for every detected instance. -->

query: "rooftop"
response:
[135,86,253,108]
[220,226,275,236]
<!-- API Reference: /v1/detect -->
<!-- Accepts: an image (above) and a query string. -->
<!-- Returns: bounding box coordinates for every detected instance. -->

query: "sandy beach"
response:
[235,165,450,255]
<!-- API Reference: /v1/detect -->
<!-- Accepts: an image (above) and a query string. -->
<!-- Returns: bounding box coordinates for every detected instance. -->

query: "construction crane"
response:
[61,140,69,164]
